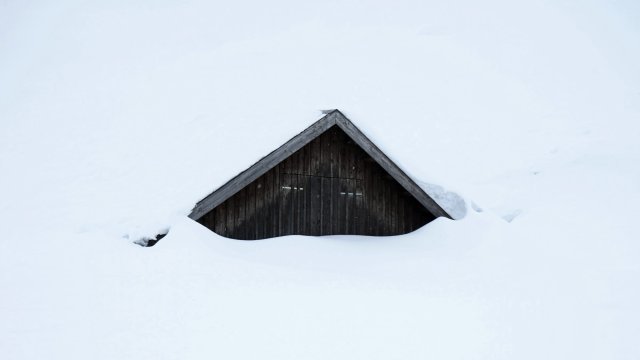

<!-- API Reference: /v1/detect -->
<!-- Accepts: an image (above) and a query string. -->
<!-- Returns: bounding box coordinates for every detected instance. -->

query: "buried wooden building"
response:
[189,110,452,240]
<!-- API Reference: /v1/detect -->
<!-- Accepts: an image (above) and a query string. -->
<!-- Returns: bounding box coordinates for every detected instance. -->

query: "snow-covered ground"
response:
[1,1,639,359]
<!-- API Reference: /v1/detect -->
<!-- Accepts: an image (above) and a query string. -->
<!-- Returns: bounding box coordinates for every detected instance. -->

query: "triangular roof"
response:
[189,110,452,221]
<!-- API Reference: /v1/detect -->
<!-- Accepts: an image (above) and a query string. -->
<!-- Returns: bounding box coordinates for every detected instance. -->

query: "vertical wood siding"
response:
[198,126,435,239]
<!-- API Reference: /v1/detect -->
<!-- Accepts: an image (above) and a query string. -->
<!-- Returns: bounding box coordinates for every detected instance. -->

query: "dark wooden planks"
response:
[308,174,321,235]
[197,123,442,240]
[190,110,451,225]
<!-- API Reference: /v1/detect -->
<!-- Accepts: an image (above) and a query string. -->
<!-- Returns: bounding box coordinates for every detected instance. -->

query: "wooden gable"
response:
[190,110,451,240]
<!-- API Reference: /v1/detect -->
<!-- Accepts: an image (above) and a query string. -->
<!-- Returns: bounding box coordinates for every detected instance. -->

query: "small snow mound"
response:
[502,209,523,223]
[471,202,484,213]
[421,182,467,220]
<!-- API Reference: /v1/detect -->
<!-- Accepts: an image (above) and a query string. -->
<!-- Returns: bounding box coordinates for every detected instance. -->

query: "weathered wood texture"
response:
[189,110,451,222]
[198,126,436,239]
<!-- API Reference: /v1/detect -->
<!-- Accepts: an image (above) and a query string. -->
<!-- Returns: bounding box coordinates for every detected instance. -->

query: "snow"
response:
[1,0,640,358]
